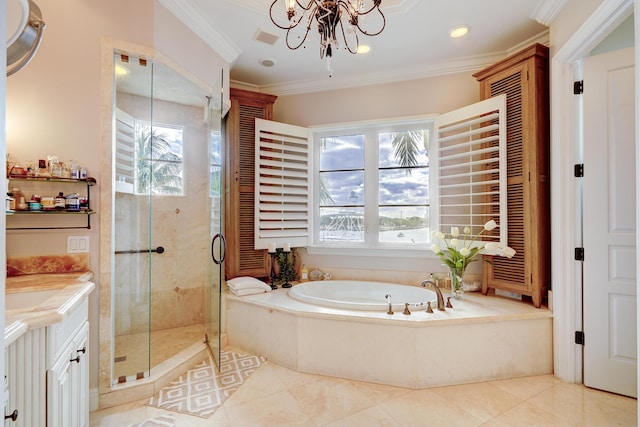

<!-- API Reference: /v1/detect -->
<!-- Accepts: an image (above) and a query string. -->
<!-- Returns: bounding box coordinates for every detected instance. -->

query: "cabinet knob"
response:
[77,346,86,354]
[5,409,18,422]
[70,356,80,364]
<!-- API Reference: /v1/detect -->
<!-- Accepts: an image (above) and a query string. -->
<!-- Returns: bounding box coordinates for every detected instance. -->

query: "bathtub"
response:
[288,280,437,311]
[226,282,553,389]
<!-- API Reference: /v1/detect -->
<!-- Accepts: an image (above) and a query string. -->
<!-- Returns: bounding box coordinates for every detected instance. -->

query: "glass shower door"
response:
[205,70,224,368]
[112,54,154,382]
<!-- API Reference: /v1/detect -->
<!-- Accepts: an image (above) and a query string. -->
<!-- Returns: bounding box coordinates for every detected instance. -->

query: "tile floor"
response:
[91,351,637,427]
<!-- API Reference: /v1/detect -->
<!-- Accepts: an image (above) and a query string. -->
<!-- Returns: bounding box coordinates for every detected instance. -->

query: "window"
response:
[315,120,432,248]
[253,97,507,254]
[135,122,184,195]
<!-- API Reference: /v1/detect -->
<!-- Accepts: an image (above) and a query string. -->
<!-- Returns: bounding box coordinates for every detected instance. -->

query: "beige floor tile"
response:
[432,382,523,422]
[224,390,315,426]
[89,398,168,426]
[490,375,561,400]
[290,376,375,425]
[174,406,231,426]
[268,362,324,389]
[527,382,637,426]
[324,404,403,427]
[483,401,574,427]
[223,361,288,407]
[91,361,637,427]
[351,379,413,405]
[380,388,484,427]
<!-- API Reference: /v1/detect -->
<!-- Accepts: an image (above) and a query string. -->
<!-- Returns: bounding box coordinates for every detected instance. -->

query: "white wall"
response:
[274,72,479,127]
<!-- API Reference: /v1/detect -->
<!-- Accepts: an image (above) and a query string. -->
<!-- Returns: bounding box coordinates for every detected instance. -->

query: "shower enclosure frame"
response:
[98,41,224,404]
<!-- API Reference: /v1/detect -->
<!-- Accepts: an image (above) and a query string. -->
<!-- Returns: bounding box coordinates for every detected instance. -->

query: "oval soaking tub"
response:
[288,280,437,311]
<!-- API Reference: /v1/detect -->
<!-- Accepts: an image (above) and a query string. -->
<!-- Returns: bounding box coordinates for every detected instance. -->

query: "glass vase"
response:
[449,267,465,300]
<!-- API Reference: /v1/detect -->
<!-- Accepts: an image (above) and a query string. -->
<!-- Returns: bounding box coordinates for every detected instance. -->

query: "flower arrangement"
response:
[430,219,516,298]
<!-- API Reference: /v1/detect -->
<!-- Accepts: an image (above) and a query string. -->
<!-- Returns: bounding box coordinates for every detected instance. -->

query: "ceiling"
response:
[160,0,555,96]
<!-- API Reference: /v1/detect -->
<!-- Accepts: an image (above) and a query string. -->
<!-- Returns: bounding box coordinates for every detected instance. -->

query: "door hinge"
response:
[574,80,584,94]
[575,247,584,261]
[574,163,584,177]
[575,331,585,345]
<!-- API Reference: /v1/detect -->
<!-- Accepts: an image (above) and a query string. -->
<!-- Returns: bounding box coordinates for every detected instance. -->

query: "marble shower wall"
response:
[113,93,210,337]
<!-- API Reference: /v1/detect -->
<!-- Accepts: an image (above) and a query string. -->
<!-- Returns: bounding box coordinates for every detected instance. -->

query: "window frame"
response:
[134,120,185,197]
[311,116,435,252]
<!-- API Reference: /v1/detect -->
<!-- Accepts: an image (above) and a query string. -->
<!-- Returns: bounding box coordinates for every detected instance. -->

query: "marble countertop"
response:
[5,272,95,347]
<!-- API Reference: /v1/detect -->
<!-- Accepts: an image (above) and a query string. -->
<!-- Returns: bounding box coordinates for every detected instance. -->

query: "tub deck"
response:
[226,286,553,389]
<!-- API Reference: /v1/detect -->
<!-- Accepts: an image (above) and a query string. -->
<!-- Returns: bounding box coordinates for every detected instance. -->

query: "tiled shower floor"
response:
[113,324,206,381]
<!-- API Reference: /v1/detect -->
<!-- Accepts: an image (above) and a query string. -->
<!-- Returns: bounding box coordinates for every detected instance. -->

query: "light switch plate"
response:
[67,236,90,253]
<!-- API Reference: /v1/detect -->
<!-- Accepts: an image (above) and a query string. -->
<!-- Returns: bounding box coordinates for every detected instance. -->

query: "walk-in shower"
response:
[105,52,224,388]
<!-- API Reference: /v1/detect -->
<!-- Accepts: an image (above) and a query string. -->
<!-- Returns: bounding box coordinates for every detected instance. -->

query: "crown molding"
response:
[531,0,568,26]
[252,52,506,96]
[158,0,242,64]
[244,31,550,96]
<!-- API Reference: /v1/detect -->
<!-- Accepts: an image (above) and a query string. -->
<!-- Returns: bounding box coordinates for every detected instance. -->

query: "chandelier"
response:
[269,0,385,63]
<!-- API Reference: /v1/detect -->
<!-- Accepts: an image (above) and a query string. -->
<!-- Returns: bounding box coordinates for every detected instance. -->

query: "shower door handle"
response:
[115,246,165,255]
[211,233,226,265]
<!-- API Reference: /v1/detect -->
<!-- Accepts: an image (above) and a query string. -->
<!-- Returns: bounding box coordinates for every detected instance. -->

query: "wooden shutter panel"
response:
[489,71,526,284]
[255,119,310,249]
[433,94,508,249]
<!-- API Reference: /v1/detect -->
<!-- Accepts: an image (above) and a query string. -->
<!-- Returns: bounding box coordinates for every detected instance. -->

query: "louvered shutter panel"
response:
[433,94,508,249]
[255,119,310,249]
[488,71,526,284]
[115,108,135,193]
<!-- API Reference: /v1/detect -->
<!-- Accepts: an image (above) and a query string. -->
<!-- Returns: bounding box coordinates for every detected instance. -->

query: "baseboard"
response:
[90,387,99,412]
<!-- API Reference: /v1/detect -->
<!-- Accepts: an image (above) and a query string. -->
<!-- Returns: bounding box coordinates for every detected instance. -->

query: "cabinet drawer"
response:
[47,301,88,367]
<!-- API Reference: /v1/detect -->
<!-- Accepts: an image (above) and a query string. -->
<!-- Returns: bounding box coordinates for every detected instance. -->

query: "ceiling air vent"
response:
[253,28,279,46]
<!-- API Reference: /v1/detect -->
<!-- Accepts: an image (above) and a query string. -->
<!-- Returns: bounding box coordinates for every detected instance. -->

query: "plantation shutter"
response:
[255,118,310,249]
[433,94,508,250]
[115,107,135,193]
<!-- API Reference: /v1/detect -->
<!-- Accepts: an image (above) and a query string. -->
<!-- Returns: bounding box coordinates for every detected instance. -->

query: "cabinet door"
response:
[47,322,88,427]
[69,324,88,427]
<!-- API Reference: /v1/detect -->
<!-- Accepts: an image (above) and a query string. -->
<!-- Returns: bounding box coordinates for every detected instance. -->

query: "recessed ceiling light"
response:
[259,58,276,67]
[449,25,470,39]
[357,45,371,54]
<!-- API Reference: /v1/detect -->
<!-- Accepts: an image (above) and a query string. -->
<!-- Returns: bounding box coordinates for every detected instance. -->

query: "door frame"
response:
[551,0,637,391]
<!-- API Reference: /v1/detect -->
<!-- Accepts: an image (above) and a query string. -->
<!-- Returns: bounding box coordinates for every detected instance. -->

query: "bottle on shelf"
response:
[11,187,25,210]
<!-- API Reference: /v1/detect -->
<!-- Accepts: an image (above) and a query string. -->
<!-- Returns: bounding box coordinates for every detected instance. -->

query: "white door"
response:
[583,46,637,398]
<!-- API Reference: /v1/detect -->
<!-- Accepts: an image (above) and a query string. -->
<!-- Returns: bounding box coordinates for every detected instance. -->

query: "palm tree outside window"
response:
[315,120,431,248]
[135,123,184,195]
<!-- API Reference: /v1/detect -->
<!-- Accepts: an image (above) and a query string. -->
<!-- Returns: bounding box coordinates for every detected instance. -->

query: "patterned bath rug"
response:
[147,350,265,419]
[128,413,175,427]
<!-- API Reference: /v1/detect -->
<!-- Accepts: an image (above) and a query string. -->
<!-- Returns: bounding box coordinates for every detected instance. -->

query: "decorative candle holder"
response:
[281,251,292,288]
[268,251,278,290]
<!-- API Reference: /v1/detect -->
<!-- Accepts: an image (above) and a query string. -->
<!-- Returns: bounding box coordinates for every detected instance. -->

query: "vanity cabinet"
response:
[224,88,277,279]
[4,296,90,427]
[473,43,550,307]
[6,177,96,230]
